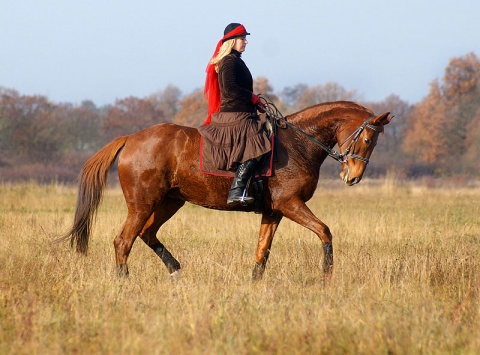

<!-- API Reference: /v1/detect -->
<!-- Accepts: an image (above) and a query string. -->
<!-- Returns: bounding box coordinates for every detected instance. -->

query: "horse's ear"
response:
[371,112,394,126]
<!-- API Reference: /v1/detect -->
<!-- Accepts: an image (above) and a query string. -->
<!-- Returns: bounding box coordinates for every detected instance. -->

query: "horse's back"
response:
[126,123,198,145]
[118,123,200,181]
[121,123,198,156]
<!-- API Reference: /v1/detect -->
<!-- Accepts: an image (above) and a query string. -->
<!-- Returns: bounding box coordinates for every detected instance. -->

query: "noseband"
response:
[261,97,382,164]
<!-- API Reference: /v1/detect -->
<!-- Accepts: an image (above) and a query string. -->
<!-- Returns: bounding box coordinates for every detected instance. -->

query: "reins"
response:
[259,96,382,164]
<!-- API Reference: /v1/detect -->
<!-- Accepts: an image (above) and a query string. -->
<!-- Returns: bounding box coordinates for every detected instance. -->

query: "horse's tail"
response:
[59,136,128,254]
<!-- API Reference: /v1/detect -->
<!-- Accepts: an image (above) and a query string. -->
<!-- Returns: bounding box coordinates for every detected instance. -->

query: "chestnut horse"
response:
[61,101,393,281]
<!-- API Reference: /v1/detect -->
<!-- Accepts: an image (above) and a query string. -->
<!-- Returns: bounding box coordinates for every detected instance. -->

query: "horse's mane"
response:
[287,101,373,123]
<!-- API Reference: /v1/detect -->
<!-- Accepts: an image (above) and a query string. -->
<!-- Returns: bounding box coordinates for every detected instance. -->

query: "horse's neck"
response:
[287,109,342,147]
[278,112,336,172]
[289,103,370,142]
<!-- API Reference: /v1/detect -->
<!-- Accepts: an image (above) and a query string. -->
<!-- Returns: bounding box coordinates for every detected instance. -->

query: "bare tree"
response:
[173,90,208,127]
[147,84,182,122]
[102,97,166,142]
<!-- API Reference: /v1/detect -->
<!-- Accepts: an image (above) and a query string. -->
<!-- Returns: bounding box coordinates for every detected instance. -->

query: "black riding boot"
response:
[227,159,259,206]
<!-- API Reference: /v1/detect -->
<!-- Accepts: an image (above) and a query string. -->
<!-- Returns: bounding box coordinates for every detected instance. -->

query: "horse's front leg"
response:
[322,241,333,275]
[252,213,283,281]
[281,199,334,277]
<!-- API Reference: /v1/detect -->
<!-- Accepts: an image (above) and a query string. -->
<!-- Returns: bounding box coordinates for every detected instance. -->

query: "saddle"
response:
[199,115,276,178]
[199,115,277,213]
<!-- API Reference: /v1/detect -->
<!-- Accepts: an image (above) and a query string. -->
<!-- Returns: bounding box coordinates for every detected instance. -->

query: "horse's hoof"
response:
[116,264,129,278]
[170,270,181,282]
[252,262,265,282]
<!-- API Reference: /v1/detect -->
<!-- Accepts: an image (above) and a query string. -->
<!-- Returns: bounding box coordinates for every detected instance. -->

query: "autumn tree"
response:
[403,52,480,172]
[0,90,66,163]
[442,53,480,161]
[403,82,447,164]
[463,107,480,173]
[173,90,208,127]
[253,76,278,101]
[102,97,166,142]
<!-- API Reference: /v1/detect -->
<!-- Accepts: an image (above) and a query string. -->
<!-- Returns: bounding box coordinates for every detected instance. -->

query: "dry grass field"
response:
[1,179,479,354]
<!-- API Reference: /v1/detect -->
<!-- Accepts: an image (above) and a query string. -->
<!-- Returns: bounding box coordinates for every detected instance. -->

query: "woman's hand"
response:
[251,93,266,113]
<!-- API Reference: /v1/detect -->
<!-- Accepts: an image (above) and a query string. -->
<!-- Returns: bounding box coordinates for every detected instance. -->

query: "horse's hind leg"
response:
[252,212,283,281]
[139,197,185,276]
[114,210,153,276]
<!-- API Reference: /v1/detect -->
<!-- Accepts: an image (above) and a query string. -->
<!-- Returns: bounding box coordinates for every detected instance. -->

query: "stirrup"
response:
[227,188,254,206]
[239,189,255,206]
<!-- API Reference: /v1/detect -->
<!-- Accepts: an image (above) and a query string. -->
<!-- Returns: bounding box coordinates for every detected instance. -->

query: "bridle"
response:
[336,114,383,163]
[260,96,383,164]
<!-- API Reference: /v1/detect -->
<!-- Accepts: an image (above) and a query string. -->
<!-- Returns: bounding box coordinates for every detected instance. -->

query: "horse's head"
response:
[337,112,394,185]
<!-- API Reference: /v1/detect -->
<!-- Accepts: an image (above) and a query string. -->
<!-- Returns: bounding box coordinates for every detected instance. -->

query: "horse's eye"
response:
[364,137,371,145]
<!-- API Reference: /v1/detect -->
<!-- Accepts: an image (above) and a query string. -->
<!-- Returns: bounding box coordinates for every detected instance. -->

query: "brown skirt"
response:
[197,111,272,171]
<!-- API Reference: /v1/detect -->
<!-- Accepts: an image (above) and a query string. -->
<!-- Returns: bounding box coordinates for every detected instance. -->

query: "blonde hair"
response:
[210,38,236,72]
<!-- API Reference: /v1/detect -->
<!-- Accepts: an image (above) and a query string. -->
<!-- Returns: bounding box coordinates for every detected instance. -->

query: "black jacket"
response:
[218,50,255,113]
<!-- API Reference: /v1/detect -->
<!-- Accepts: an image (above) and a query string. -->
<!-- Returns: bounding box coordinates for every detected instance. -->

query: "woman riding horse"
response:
[198,23,271,206]
[59,98,393,280]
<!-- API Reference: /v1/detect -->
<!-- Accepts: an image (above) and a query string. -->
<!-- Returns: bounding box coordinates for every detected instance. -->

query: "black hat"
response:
[222,23,250,42]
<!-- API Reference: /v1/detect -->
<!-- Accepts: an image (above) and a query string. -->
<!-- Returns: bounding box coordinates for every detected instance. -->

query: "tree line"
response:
[0,52,479,183]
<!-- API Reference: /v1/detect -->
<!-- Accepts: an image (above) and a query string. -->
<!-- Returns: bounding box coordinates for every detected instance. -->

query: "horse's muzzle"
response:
[340,165,362,186]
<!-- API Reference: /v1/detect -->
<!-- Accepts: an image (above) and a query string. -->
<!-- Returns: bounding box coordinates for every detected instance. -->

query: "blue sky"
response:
[1,0,479,106]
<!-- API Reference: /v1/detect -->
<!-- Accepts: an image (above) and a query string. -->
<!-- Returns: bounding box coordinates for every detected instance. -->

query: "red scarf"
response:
[203,24,248,125]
